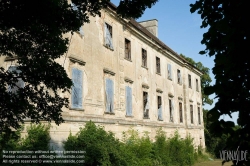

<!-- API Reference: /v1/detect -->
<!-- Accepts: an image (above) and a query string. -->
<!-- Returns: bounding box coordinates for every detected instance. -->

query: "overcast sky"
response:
[111,0,238,124]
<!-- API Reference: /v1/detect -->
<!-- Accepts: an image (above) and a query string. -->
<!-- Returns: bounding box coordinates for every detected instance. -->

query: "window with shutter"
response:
[71,68,83,109]
[105,78,114,113]
[126,86,132,116]
[158,96,163,121]
[7,66,25,94]
[104,23,113,50]
[167,64,172,80]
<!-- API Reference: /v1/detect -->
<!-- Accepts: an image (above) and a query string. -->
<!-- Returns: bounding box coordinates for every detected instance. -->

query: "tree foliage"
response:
[180,54,213,106]
[190,0,250,165]
[0,0,158,135]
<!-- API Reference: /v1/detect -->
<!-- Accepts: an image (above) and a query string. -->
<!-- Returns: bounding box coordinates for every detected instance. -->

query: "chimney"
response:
[138,19,158,37]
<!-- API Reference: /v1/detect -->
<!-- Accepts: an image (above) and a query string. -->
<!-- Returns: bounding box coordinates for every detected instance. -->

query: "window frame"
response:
[179,102,183,123]
[141,48,147,68]
[169,99,174,122]
[156,56,161,74]
[158,96,163,121]
[143,91,149,118]
[196,79,199,92]
[71,67,84,110]
[124,38,131,61]
[188,74,192,88]
[190,104,194,124]
[177,69,181,84]
[104,22,114,50]
[198,106,201,125]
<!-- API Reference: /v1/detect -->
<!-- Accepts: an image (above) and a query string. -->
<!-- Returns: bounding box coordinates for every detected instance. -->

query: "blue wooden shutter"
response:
[8,66,25,93]
[126,86,132,116]
[158,105,163,120]
[104,23,113,49]
[71,68,83,109]
[106,78,114,112]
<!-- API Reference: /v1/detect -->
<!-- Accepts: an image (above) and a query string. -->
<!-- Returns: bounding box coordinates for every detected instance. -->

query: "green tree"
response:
[180,54,213,106]
[190,0,250,165]
[0,0,158,135]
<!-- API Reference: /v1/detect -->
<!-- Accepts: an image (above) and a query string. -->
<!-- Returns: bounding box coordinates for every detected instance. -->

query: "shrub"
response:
[64,121,126,166]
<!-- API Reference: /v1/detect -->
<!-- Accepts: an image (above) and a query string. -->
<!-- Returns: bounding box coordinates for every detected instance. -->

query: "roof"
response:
[107,2,203,75]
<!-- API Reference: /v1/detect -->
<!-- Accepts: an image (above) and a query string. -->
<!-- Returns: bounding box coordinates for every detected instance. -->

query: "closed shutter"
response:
[126,86,132,116]
[71,68,83,109]
[106,78,114,112]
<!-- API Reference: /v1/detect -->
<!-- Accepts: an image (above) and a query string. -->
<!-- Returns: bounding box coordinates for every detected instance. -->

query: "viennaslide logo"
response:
[220,146,248,165]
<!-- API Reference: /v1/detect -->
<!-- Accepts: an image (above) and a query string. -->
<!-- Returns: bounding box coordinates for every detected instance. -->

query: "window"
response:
[142,48,147,67]
[158,96,163,121]
[190,105,193,124]
[105,78,114,113]
[169,99,174,122]
[7,66,25,94]
[156,57,161,74]
[179,102,183,123]
[143,92,149,118]
[167,64,172,80]
[125,39,131,60]
[198,107,201,125]
[71,68,83,109]
[104,23,113,49]
[188,74,192,88]
[196,79,199,91]
[177,69,182,84]
[126,86,132,116]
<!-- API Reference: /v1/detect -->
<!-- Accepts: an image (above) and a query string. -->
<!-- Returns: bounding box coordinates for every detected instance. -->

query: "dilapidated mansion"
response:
[1,2,205,150]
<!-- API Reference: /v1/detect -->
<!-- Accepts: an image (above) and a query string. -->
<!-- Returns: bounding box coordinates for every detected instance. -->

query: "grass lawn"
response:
[194,159,234,166]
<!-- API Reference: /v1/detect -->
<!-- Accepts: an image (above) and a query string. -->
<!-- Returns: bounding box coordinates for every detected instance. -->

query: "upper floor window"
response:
[190,105,194,124]
[179,102,183,123]
[196,79,199,91]
[167,64,172,80]
[177,69,182,84]
[158,96,163,121]
[156,57,161,74]
[142,48,147,67]
[104,23,113,50]
[188,74,192,88]
[143,91,149,118]
[71,68,83,109]
[125,39,131,60]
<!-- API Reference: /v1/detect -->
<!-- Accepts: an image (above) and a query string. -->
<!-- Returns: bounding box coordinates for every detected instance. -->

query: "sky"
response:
[111,0,238,124]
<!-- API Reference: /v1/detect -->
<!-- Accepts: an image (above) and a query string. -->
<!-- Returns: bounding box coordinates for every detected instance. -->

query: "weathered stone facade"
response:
[1,3,205,150]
